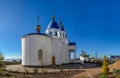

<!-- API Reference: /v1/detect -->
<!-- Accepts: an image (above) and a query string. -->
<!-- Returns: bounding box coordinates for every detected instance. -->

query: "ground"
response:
[3,68,101,78]
[3,70,83,78]
[1,60,120,78]
[2,63,102,78]
[72,67,101,78]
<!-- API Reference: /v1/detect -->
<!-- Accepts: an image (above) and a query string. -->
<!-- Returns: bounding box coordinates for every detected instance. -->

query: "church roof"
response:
[22,33,51,38]
[47,15,59,29]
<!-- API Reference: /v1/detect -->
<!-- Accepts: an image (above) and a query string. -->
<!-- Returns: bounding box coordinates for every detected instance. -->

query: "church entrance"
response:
[52,54,55,65]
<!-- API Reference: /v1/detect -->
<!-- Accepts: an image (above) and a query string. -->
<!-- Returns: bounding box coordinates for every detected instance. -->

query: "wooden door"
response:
[52,55,55,65]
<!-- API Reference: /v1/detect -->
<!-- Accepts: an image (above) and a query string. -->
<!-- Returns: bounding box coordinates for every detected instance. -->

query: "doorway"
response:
[52,54,55,65]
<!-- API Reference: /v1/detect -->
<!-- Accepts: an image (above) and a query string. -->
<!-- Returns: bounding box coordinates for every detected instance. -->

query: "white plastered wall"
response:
[22,34,70,66]
[22,35,53,66]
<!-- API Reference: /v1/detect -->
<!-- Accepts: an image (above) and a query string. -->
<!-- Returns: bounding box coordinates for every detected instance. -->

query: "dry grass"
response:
[109,60,120,71]
[72,67,101,78]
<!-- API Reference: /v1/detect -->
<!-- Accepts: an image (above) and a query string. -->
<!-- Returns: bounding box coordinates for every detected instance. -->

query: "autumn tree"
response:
[102,55,109,75]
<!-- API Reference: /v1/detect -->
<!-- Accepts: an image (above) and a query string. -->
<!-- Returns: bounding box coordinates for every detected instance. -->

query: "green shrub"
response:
[24,68,29,74]
[97,61,103,67]
[33,68,39,74]
[0,68,3,74]
[9,75,15,78]
[0,53,5,75]
[98,74,107,78]
[112,68,120,77]
[0,62,4,68]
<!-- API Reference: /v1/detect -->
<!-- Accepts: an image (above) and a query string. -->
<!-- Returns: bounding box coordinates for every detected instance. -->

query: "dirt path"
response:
[72,67,101,78]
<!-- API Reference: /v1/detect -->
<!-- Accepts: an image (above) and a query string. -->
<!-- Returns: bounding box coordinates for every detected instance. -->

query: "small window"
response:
[38,49,42,60]
[63,33,64,37]
[55,32,57,36]
[64,34,66,37]
[49,31,52,35]
[60,33,61,37]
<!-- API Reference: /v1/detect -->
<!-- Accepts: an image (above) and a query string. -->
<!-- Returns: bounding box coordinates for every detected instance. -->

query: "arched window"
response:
[49,31,52,35]
[55,32,57,36]
[64,34,66,37]
[60,33,61,37]
[38,49,42,60]
[63,33,64,37]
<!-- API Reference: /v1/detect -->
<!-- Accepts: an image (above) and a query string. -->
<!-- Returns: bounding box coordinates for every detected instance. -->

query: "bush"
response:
[0,68,3,74]
[112,68,120,77]
[0,62,4,68]
[33,68,39,74]
[96,60,103,67]
[24,68,29,74]
[98,74,107,78]
[9,75,15,78]
[0,53,5,75]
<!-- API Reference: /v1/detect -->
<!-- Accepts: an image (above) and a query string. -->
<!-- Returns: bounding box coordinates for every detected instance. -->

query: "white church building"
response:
[21,15,76,66]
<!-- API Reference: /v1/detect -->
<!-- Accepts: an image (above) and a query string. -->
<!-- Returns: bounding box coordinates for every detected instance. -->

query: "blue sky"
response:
[0,0,120,59]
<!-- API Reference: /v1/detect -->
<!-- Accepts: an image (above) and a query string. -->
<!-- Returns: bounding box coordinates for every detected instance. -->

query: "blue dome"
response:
[47,20,59,29]
[47,15,59,29]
